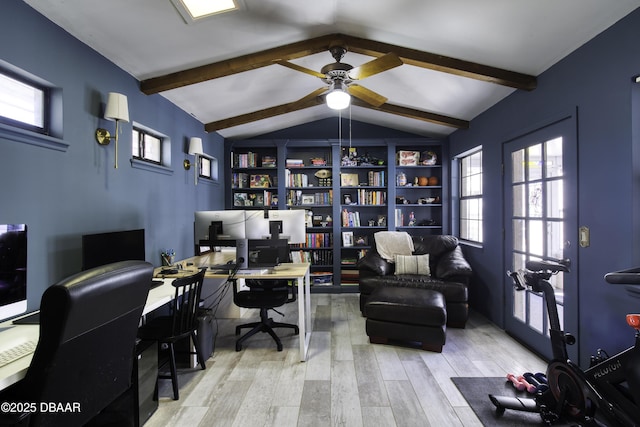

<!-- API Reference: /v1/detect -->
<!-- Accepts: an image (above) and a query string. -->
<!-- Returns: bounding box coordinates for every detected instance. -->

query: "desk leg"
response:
[297,270,312,361]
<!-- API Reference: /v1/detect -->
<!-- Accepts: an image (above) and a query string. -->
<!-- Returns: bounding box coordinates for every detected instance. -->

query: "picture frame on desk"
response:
[342,231,354,247]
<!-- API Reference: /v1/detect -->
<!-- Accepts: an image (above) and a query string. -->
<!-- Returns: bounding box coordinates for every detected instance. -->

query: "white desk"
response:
[0,260,312,391]
[0,280,176,392]
[157,258,312,362]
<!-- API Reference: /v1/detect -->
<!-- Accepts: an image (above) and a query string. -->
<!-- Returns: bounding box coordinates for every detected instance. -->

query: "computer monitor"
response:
[194,210,246,248]
[81,229,146,270]
[0,224,27,322]
[245,210,305,244]
[247,238,290,268]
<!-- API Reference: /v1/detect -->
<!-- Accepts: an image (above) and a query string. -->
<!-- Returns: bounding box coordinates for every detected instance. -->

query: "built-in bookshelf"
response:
[224,138,448,293]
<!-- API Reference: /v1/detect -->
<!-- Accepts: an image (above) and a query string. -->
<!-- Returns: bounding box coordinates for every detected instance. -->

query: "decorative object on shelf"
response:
[418,176,429,186]
[301,195,315,205]
[395,196,409,204]
[408,212,416,226]
[355,235,368,246]
[95,92,129,169]
[377,215,387,227]
[368,219,376,226]
[397,150,420,166]
[396,171,407,186]
[342,231,354,247]
[421,150,438,165]
[315,168,332,186]
[250,174,272,188]
[310,158,326,166]
[428,176,439,186]
[343,194,353,205]
[340,173,359,186]
[417,197,437,204]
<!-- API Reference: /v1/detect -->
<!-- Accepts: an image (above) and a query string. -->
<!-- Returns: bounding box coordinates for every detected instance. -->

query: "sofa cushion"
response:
[394,254,430,276]
[412,235,459,256]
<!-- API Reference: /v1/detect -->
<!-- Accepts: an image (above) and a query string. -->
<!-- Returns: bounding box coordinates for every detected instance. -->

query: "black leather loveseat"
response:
[357,234,473,328]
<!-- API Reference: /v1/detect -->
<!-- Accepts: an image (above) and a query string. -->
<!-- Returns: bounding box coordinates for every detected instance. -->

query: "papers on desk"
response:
[237,268,269,275]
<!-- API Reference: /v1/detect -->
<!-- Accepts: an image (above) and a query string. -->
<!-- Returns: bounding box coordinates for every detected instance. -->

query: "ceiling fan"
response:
[274,44,403,110]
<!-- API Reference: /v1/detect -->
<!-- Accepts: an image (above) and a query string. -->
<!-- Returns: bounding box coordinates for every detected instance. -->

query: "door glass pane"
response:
[529,292,544,333]
[512,149,525,183]
[513,219,526,251]
[547,221,564,260]
[545,137,563,178]
[527,144,542,181]
[513,184,525,217]
[528,182,543,217]
[529,220,544,256]
[546,180,563,218]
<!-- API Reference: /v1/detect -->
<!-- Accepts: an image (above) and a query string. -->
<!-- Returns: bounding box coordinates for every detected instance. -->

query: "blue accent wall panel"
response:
[449,8,640,365]
[0,1,225,311]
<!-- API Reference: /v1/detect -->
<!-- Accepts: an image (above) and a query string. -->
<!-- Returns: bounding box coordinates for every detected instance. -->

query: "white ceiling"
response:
[23,0,640,139]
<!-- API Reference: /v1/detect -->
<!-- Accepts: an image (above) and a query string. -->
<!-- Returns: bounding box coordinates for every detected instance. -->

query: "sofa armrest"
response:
[436,246,473,279]
[356,252,394,276]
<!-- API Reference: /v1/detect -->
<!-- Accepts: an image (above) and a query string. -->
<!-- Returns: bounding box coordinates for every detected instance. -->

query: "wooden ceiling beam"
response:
[340,34,536,91]
[141,33,536,95]
[351,99,469,129]
[204,89,325,132]
[141,34,344,94]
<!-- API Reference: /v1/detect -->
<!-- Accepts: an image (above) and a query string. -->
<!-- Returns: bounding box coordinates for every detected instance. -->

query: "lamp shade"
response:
[326,81,351,110]
[188,137,204,155]
[104,92,129,122]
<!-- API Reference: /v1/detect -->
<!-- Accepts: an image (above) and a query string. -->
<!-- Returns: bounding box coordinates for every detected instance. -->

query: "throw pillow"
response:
[394,254,430,276]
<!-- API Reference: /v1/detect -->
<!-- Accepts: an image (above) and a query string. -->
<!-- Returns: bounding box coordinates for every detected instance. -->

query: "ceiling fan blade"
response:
[205,88,326,131]
[348,52,403,80]
[347,84,387,107]
[274,60,325,78]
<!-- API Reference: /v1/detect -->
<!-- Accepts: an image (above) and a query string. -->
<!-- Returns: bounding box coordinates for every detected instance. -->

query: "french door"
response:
[503,117,578,361]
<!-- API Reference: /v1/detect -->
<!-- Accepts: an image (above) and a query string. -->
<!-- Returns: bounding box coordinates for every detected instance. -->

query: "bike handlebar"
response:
[604,267,640,285]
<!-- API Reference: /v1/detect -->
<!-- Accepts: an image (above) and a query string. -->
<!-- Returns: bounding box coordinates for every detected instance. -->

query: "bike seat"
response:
[605,267,640,285]
[526,259,570,274]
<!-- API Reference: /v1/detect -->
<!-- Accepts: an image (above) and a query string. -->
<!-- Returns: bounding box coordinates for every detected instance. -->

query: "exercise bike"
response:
[489,259,640,426]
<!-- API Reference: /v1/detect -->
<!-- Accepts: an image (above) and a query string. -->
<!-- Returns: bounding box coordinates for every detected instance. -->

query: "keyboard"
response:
[0,340,37,368]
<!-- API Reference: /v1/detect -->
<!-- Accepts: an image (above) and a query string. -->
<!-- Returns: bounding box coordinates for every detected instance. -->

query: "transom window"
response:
[458,148,483,243]
[0,70,48,133]
[132,128,162,164]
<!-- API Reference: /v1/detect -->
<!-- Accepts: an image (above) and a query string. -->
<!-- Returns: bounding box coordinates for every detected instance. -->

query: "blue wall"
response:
[0,1,225,311]
[449,8,640,365]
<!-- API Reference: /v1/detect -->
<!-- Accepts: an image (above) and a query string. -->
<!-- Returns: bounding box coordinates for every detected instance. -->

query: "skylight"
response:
[171,0,239,23]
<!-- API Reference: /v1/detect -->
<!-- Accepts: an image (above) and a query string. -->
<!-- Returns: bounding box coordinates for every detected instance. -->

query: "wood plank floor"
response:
[144,293,546,427]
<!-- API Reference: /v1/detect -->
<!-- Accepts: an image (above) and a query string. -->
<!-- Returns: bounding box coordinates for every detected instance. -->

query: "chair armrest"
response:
[435,246,473,279]
[356,252,394,276]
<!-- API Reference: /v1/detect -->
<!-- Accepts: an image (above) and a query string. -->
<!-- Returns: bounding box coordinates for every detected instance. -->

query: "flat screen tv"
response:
[0,224,27,322]
[81,228,146,270]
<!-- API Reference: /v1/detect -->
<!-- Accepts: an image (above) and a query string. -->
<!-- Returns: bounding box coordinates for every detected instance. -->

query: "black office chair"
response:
[233,279,299,352]
[137,268,207,400]
[0,260,153,427]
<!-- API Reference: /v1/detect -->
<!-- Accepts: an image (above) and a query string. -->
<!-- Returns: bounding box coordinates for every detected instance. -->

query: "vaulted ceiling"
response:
[24,0,640,139]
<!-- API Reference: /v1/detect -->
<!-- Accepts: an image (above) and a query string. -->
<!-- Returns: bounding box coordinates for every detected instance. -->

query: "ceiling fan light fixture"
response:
[326,81,351,110]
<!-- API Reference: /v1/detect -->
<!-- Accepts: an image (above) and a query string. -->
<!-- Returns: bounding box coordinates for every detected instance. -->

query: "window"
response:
[457,148,483,243]
[132,127,162,164]
[199,156,211,179]
[0,70,48,134]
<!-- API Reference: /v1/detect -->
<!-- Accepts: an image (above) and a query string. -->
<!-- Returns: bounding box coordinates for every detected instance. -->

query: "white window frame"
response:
[0,69,48,134]
[454,147,483,244]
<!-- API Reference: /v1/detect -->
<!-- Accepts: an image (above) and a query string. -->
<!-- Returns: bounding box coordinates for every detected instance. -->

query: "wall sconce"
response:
[95,92,129,169]
[184,137,204,185]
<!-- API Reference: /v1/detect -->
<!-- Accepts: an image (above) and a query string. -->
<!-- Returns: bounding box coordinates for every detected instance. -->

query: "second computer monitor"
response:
[244,210,305,244]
